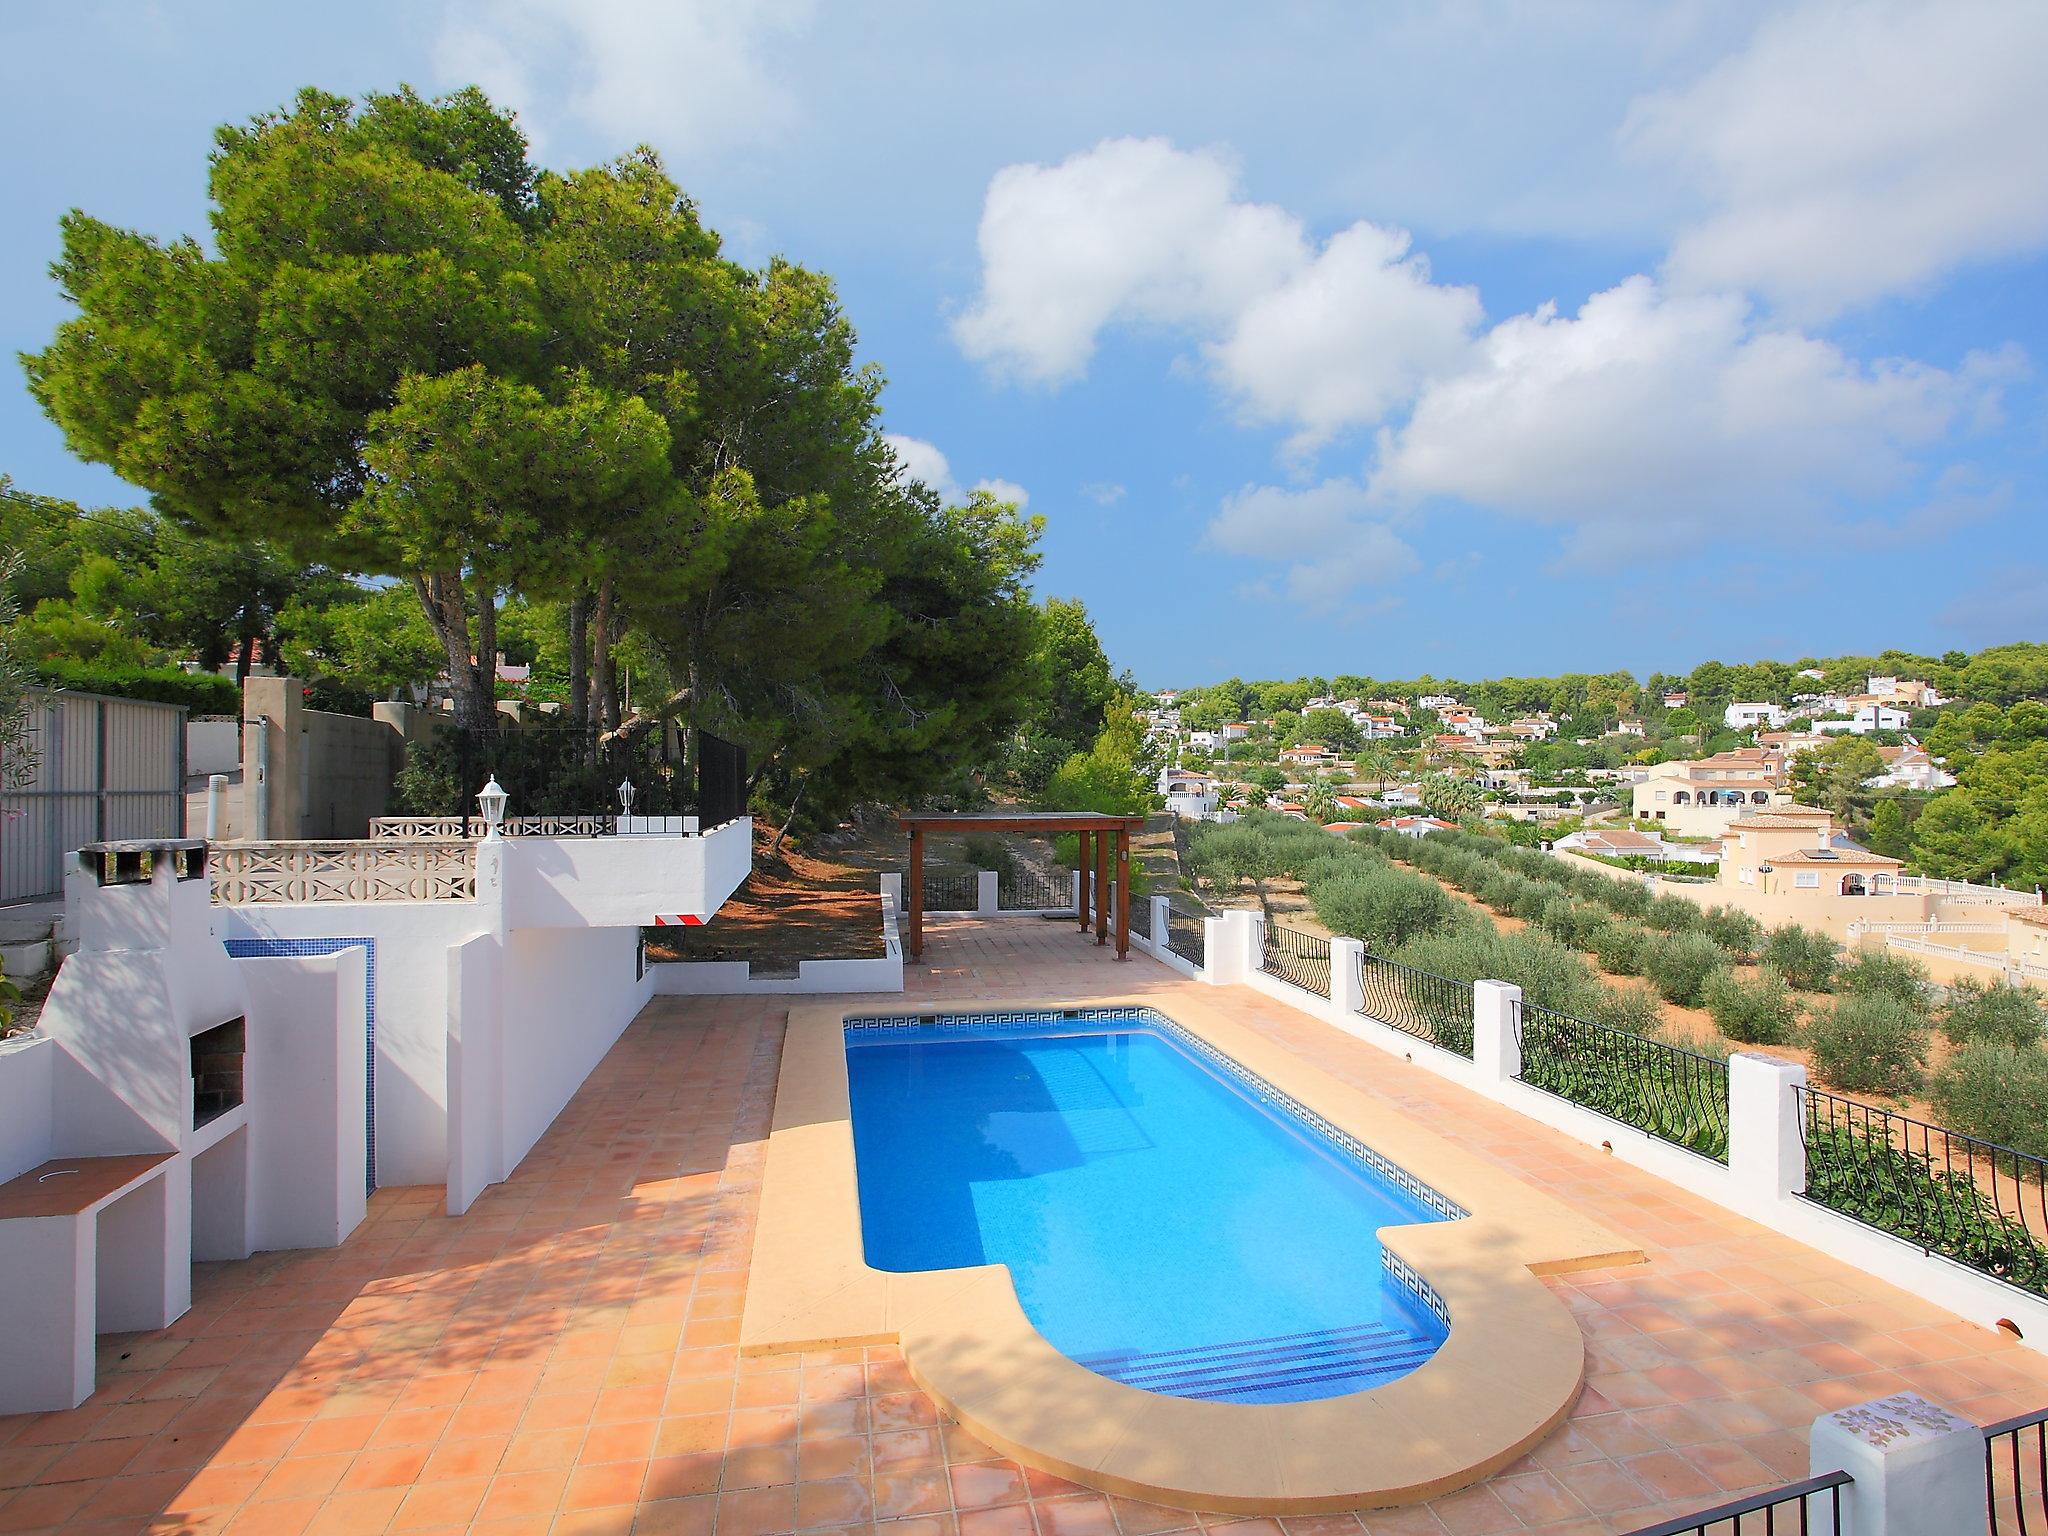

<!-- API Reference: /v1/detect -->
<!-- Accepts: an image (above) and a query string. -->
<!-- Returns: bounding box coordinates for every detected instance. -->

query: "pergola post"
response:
[1076,831,1092,933]
[1095,829,1110,946]
[908,826,925,960]
[1115,830,1131,960]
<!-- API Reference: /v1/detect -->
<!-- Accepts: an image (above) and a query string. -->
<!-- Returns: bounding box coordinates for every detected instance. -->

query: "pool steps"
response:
[1076,1320,1441,1401]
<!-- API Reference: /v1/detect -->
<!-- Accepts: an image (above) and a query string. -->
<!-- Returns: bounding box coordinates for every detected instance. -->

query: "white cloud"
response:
[1367,276,2005,564]
[433,0,813,159]
[1625,0,2048,316]
[1206,479,1418,609]
[883,434,1028,508]
[951,137,1478,445]
[972,477,1031,508]
[1081,481,1127,506]
[1205,223,1480,453]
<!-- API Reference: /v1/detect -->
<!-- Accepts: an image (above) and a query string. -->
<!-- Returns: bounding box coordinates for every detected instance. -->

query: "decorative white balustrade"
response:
[209,841,477,904]
[367,815,616,840]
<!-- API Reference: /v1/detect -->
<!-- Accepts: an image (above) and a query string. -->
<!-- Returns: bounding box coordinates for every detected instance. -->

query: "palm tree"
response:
[1303,782,1337,823]
[1360,746,1398,793]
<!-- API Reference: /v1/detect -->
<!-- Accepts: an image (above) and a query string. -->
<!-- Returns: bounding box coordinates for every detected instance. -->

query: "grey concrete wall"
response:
[244,679,439,839]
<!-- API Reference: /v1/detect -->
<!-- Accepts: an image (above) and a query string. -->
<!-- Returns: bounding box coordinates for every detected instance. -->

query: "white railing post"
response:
[1473,979,1522,1087]
[976,869,999,916]
[1070,869,1082,911]
[1204,909,1259,985]
[879,872,902,912]
[1729,1053,1807,1213]
[1148,894,1170,953]
[1329,936,1365,1026]
[1809,1393,1986,1536]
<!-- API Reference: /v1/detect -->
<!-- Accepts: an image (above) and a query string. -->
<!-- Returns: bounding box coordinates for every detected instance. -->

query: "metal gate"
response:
[1,691,188,902]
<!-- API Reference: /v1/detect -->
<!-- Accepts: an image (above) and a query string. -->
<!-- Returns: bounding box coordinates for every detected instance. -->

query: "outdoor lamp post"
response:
[618,778,637,818]
[477,776,509,841]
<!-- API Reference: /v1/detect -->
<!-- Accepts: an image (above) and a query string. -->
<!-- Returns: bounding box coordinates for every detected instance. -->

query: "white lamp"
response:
[477,776,509,840]
[618,778,637,818]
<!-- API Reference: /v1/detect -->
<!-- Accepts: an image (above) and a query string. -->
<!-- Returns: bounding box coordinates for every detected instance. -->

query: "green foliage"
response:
[1806,993,1929,1096]
[1762,924,1839,991]
[274,583,444,699]
[1702,966,1802,1045]
[1642,930,1728,1006]
[1030,597,1120,748]
[0,550,37,790]
[1928,1041,2048,1159]
[1589,919,1648,976]
[1304,863,1454,953]
[1418,771,1482,820]
[1939,978,2047,1050]
[1833,948,1933,1008]
[1697,905,1764,961]
[31,659,239,715]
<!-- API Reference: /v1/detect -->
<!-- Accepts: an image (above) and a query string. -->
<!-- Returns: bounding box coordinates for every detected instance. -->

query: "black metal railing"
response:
[1166,909,1206,970]
[997,865,1073,912]
[1128,894,1153,940]
[1987,1405,2048,1534]
[1356,954,1473,1058]
[1515,1000,1731,1162]
[921,870,979,912]
[1800,1088,2048,1298]
[1622,1470,1850,1536]
[1261,922,1331,998]
[695,730,749,828]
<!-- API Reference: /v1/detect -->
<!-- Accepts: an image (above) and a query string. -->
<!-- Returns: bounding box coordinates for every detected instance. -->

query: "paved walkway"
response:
[2,915,2045,1535]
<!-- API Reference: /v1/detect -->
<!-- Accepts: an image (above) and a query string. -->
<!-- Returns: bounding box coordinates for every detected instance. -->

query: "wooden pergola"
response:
[897,811,1151,961]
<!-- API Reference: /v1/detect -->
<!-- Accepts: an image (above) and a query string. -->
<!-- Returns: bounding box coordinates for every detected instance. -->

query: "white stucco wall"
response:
[217,900,488,1186]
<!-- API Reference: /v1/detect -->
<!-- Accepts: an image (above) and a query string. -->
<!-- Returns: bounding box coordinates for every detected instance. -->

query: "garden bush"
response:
[1939,977,2048,1050]
[1805,993,1929,1096]
[1645,893,1704,933]
[1593,986,1664,1036]
[1307,864,1455,953]
[1513,882,1553,924]
[1589,920,1647,976]
[1478,870,1529,914]
[1602,879,1652,919]
[1698,905,1764,961]
[1927,1041,2048,1159]
[1762,924,1837,991]
[1642,930,1728,1007]
[1834,948,1933,1007]
[1701,966,1801,1045]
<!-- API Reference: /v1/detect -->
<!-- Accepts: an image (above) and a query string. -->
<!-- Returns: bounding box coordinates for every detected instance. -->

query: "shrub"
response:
[1762,924,1837,992]
[33,659,240,716]
[1308,865,1454,953]
[1594,986,1664,1036]
[1478,870,1528,914]
[1834,948,1933,1008]
[1589,920,1647,976]
[1513,882,1553,923]
[1939,978,2048,1050]
[1701,966,1801,1045]
[1645,893,1703,933]
[1806,993,1929,1096]
[1927,1041,2048,1159]
[1643,930,1728,1007]
[1698,905,1764,961]
[1603,880,1652,918]
[960,833,1020,880]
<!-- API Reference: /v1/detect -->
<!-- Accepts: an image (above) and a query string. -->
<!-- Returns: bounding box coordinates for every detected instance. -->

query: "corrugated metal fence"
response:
[2,691,187,902]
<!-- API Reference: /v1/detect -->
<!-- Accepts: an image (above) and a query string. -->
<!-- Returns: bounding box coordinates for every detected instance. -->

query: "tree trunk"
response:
[591,577,617,734]
[568,592,590,725]
[473,575,498,725]
[768,777,806,858]
[412,573,492,733]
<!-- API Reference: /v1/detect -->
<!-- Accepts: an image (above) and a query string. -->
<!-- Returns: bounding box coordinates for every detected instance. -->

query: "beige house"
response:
[1719,809,1903,898]
[1631,749,1790,838]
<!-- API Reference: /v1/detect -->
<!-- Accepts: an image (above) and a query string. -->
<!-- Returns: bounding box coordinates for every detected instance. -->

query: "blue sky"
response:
[4,2,2045,687]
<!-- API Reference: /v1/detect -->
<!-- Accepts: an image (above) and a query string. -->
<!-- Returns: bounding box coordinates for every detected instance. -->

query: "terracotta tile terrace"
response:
[4,915,2047,1536]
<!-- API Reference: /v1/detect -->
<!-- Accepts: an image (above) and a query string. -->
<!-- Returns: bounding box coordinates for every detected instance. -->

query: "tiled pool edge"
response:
[746,989,1648,1513]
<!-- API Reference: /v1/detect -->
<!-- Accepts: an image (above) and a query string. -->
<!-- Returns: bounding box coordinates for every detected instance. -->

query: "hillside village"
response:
[1143,647,2048,989]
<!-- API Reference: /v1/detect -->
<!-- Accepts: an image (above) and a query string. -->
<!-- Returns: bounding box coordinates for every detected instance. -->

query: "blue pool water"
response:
[845,1008,1457,1403]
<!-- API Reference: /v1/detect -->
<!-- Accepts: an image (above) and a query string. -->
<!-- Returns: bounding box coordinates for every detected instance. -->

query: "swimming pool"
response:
[845,1006,1463,1404]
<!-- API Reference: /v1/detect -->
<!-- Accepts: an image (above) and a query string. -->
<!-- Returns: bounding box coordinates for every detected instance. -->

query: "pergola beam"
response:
[897,812,1149,963]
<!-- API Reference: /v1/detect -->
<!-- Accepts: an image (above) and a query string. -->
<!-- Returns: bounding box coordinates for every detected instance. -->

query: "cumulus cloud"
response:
[433,0,813,158]
[1367,276,2007,564]
[1625,0,2048,316]
[1206,479,1419,610]
[883,434,1027,507]
[951,137,1479,446]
